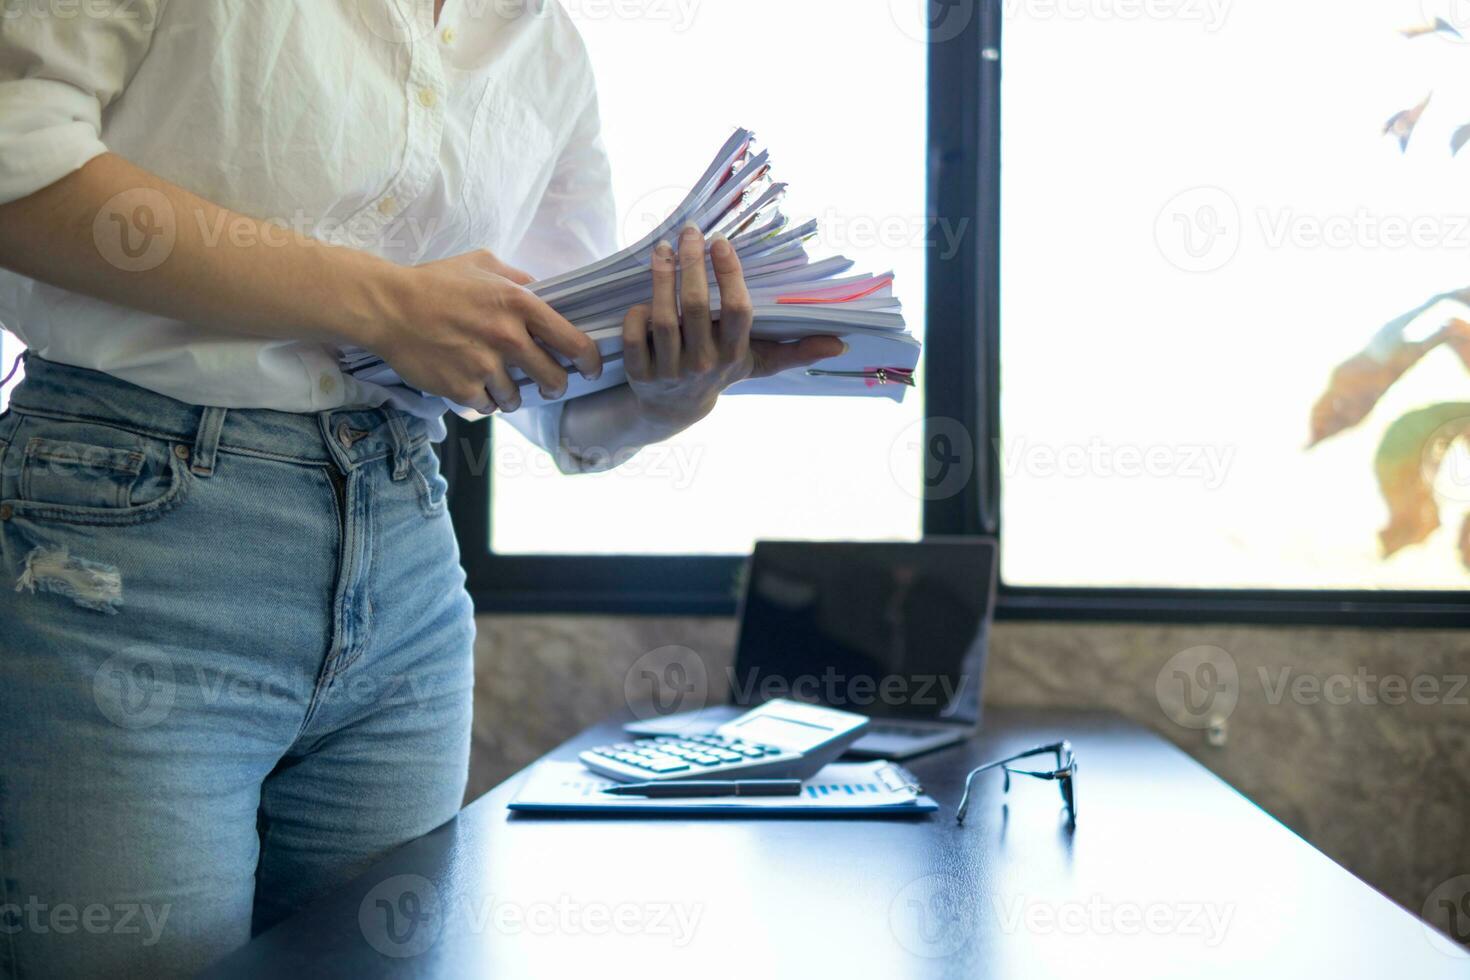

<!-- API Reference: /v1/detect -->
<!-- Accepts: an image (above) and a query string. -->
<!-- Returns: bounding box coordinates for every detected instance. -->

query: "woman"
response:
[0,1,840,975]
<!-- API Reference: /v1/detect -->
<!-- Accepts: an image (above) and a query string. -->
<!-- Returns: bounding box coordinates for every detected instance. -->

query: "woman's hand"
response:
[620,224,844,428]
[369,249,602,414]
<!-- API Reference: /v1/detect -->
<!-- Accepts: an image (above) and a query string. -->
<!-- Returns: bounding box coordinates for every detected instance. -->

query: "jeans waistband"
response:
[6,354,431,476]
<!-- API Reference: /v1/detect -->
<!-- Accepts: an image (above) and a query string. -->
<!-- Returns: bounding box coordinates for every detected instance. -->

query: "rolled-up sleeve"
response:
[503,84,620,475]
[0,1,162,204]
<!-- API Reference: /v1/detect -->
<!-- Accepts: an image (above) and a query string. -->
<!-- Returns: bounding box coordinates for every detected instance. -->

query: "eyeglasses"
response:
[956,740,1077,826]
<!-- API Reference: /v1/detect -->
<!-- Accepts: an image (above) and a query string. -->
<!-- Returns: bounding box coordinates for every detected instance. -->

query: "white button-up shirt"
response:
[0,0,617,450]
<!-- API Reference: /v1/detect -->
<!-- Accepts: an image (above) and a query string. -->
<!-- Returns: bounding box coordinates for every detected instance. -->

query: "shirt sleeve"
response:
[0,1,163,204]
[502,85,622,475]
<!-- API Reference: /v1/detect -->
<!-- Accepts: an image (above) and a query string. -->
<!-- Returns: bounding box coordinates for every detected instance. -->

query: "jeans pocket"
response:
[2,417,192,527]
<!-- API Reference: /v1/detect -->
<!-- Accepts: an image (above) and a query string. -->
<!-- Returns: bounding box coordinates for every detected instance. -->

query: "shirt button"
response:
[319,372,337,395]
[377,196,397,216]
[417,87,438,109]
[441,27,456,44]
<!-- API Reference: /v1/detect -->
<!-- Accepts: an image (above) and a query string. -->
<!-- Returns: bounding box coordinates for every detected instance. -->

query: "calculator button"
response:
[645,760,689,773]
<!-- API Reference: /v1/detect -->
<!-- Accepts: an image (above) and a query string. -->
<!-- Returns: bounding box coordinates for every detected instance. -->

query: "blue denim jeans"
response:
[0,356,476,978]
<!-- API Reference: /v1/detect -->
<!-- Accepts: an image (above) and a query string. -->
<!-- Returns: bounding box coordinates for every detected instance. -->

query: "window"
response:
[1000,0,1470,594]
[487,0,930,556]
[458,0,1470,621]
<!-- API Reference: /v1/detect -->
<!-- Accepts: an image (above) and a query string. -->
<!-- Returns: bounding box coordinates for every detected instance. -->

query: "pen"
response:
[601,779,803,798]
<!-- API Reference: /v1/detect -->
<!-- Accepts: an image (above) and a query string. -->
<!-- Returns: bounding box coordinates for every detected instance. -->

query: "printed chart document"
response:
[507,761,939,817]
[340,129,920,416]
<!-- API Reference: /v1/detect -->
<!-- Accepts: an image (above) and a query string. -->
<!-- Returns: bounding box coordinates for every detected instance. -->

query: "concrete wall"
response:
[469,615,1470,935]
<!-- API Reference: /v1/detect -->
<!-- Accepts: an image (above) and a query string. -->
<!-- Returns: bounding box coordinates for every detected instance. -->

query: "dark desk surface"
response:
[204,708,1470,979]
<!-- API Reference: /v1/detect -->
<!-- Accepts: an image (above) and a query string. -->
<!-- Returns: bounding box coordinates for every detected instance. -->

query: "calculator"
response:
[579,699,871,783]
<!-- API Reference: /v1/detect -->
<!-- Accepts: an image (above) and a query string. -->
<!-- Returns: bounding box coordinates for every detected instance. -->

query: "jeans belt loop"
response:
[191,407,228,478]
[384,412,413,482]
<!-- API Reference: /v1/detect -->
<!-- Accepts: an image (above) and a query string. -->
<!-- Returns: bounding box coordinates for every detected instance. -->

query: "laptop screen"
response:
[731,539,997,724]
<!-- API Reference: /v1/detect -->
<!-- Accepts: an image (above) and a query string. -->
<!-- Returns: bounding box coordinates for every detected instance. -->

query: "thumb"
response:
[749,336,847,379]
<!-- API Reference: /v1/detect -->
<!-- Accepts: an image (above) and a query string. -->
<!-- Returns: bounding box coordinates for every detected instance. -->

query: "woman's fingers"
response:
[623,304,652,382]
[483,360,522,413]
[506,338,570,401]
[710,234,752,365]
[471,248,535,286]
[650,240,681,379]
[518,293,603,380]
[749,336,847,379]
[678,223,715,370]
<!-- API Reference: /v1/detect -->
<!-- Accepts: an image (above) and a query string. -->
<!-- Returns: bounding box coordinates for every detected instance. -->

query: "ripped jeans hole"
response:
[15,546,123,614]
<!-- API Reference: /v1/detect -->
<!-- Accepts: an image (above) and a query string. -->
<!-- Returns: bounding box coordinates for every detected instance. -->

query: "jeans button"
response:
[337,421,353,448]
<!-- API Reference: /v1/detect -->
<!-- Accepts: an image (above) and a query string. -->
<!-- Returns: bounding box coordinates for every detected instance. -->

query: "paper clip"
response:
[805,367,916,387]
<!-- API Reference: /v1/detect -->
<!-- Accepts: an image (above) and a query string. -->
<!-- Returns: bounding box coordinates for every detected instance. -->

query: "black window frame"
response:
[448,0,1470,627]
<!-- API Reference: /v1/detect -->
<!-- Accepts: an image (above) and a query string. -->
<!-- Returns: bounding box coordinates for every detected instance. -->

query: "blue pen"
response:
[600,779,802,798]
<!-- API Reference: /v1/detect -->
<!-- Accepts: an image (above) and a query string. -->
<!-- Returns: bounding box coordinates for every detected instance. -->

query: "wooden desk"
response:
[203,708,1470,978]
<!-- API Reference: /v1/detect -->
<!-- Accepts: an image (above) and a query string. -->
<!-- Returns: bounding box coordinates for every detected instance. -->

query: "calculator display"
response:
[726,711,839,751]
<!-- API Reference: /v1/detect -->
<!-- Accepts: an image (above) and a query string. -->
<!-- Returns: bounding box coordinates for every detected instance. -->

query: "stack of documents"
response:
[340,129,920,414]
[508,760,939,817]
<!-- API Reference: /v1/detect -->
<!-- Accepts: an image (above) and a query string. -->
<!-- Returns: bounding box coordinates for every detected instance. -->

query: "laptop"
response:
[624,538,998,760]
